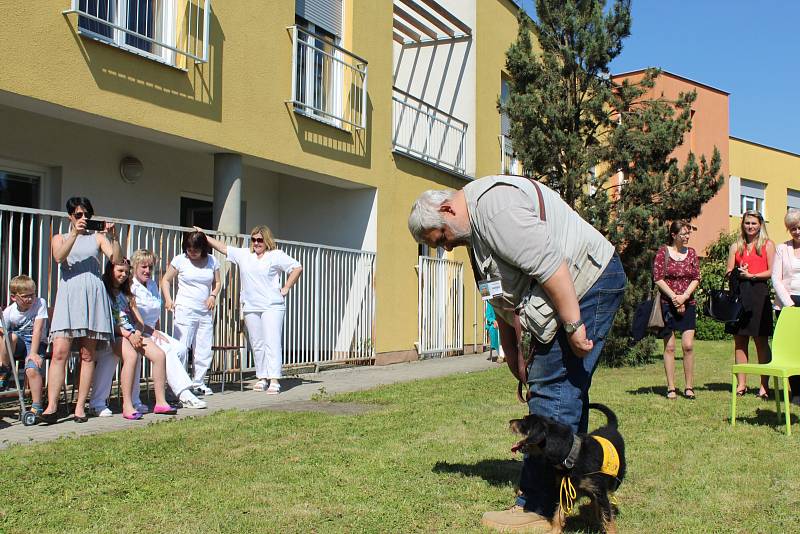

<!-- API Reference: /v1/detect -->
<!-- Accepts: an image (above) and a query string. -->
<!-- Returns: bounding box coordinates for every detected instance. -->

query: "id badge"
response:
[478,278,503,301]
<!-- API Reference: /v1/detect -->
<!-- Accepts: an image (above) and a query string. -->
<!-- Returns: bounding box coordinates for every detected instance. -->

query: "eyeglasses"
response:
[72,211,91,220]
[14,293,35,301]
[251,237,265,244]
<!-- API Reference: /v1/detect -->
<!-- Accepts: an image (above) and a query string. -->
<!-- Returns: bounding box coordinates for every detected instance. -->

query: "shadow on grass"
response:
[626,385,670,397]
[699,382,735,393]
[432,459,521,487]
[735,407,799,431]
[562,501,610,534]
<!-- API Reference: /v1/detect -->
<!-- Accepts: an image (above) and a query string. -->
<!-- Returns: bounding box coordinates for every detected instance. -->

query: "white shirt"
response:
[170,254,220,312]
[227,247,301,311]
[3,297,48,341]
[790,256,800,295]
[131,278,162,329]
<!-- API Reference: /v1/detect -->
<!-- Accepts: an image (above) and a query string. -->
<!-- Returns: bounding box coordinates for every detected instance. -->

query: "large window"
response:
[788,189,800,212]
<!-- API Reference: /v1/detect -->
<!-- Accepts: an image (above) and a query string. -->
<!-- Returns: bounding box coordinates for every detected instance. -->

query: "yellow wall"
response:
[0,1,522,356]
[729,137,800,242]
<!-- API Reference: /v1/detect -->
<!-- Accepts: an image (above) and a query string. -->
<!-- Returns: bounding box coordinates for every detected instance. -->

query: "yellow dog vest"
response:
[590,435,620,478]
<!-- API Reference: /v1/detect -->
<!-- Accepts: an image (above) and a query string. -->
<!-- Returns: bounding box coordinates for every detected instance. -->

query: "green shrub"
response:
[695,315,730,341]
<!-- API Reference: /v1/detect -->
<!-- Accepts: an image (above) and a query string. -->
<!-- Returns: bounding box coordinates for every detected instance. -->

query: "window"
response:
[77,0,178,66]
[740,179,766,217]
[295,17,341,124]
[0,168,43,300]
[180,196,212,229]
[788,189,800,211]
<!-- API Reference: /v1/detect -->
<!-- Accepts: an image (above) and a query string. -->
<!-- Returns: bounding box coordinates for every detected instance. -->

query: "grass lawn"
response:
[1,340,799,533]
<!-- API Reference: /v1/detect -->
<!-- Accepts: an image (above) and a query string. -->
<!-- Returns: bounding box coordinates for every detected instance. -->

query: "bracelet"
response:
[210,294,217,299]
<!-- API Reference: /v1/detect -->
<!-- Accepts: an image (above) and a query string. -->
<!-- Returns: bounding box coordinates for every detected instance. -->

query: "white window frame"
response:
[75,0,178,67]
[0,158,48,209]
[739,178,766,219]
[788,188,800,212]
[295,18,345,129]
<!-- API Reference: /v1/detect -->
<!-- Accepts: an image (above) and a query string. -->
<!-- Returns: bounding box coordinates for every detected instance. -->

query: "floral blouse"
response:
[653,246,700,305]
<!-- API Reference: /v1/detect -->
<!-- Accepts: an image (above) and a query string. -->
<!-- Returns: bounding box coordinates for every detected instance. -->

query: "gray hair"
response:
[408,189,456,243]
[786,208,800,229]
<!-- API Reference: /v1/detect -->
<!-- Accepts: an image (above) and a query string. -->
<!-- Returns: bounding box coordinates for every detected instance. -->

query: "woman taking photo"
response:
[196,225,302,395]
[653,221,700,400]
[103,259,175,419]
[727,210,775,399]
[40,197,121,424]
[161,231,221,396]
[771,208,800,405]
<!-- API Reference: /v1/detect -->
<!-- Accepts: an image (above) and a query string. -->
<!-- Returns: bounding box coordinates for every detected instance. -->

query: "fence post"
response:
[313,246,321,373]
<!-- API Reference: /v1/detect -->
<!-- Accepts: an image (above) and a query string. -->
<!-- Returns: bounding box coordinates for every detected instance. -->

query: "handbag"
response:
[704,272,743,324]
[631,247,670,341]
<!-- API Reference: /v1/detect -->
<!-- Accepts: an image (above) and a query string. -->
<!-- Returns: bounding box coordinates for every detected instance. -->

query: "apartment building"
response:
[0,0,524,367]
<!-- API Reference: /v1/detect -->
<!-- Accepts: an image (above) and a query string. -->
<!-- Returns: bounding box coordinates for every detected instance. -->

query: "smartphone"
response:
[85,219,105,232]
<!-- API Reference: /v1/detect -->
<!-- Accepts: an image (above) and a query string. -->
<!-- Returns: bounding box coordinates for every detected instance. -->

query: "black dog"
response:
[509,403,626,534]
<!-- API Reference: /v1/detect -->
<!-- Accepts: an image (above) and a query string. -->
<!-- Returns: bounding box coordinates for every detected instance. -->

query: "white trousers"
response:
[244,308,285,380]
[89,332,192,408]
[173,307,214,385]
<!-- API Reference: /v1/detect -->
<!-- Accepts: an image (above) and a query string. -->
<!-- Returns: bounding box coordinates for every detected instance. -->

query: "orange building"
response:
[612,69,731,256]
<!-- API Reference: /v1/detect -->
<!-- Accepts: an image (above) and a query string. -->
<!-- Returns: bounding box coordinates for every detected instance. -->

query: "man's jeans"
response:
[516,254,626,517]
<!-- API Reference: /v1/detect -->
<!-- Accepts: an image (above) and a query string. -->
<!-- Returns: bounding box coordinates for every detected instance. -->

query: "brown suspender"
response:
[468,177,546,402]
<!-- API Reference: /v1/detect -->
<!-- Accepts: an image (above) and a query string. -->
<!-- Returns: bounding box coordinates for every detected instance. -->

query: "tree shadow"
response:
[432,458,521,487]
[696,382,733,393]
[626,385,669,397]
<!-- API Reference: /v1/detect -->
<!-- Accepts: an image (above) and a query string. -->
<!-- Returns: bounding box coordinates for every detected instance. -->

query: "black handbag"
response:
[704,272,743,324]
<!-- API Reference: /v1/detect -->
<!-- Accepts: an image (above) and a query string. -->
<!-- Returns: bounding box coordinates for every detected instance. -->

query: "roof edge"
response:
[730,136,800,159]
[611,68,730,96]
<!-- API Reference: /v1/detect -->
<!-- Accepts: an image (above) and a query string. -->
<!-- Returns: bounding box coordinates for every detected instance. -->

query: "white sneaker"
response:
[180,394,207,409]
[253,379,268,392]
[192,383,214,396]
[88,406,113,417]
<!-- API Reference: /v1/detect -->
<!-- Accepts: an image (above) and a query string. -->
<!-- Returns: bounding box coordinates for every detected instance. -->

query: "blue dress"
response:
[485,304,500,351]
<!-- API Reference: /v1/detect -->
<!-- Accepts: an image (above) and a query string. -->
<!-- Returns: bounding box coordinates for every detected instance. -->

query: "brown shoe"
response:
[481,505,550,532]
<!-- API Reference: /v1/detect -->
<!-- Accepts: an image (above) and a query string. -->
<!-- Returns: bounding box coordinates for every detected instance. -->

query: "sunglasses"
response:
[251,237,265,244]
[72,211,92,220]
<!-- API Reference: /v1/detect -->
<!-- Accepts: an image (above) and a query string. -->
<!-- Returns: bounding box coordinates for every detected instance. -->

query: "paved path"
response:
[0,353,498,450]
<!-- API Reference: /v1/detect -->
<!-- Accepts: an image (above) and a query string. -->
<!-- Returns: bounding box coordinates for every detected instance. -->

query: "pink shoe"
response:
[123,411,143,421]
[153,405,178,415]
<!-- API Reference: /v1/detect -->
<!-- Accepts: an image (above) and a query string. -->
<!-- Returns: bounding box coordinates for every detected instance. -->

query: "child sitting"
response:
[0,275,48,416]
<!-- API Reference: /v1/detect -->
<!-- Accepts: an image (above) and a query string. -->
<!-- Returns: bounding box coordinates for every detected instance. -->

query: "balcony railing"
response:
[63,0,211,67]
[392,88,467,175]
[289,25,368,131]
[500,134,523,175]
[0,204,376,389]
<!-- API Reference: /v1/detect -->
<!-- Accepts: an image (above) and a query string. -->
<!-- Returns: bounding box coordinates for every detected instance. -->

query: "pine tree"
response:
[502,0,724,364]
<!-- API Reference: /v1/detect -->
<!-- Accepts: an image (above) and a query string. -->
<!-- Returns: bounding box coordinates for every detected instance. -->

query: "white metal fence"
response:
[64,0,211,66]
[0,204,376,384]
[500,134,523,175]
[417,256,463,357]
[289,25,368,131]
[393,88,467,175]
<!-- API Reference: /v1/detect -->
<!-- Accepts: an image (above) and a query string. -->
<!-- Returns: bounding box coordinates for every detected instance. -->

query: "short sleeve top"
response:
[130,278,162,329]
[3,298,48,342]
[227,247,301,311]
[170,254,220,312]
[653,246,700,304]
[111,293,136,334]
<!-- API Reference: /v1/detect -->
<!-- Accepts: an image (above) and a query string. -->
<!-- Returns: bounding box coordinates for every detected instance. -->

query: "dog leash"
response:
[559,476,577,515]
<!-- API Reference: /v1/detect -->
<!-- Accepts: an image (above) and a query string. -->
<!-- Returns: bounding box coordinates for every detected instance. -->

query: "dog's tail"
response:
[588,403,618,429]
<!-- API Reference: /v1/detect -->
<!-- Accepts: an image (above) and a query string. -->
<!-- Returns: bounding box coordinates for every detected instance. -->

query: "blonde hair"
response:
[131,249,158,270]
[785,209,800,229]
[736,210,770,256]
[249,225,276,252]
[9,275,36,295]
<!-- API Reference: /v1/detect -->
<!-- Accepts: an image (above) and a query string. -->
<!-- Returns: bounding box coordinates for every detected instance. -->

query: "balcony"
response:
[289,25,368,131]
[64,0,211,68]
[392,88,467,175]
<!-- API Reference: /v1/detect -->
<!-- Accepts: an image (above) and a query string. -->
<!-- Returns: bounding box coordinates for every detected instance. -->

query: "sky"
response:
[521,0,800,154]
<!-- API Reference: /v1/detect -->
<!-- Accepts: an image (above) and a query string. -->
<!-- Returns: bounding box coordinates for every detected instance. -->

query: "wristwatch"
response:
[563,319,584,335]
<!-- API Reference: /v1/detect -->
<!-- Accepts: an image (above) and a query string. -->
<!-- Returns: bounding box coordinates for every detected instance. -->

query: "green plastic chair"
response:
[731,307,800,435]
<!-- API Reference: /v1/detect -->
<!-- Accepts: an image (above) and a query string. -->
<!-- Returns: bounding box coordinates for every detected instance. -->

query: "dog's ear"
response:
[526,419,548,445]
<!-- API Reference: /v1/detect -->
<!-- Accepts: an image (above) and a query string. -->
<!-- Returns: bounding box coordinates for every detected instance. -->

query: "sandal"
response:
[666,388,677,400]
[757,390,770,401]
[266,383,281,395]
[736,388,747,397]
[683,388,696,400]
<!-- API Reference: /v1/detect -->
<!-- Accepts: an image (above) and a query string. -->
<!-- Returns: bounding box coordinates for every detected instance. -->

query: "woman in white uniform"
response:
[161,232,221,396]
[197,225,302,394]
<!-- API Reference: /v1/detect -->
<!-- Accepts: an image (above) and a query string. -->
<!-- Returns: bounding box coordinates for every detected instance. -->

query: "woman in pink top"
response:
[726,210,775,399]
[653,221,700,400]
[771,208,800,405]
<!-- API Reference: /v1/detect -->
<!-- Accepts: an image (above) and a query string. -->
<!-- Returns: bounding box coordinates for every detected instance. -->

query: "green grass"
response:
[1,340,799,533]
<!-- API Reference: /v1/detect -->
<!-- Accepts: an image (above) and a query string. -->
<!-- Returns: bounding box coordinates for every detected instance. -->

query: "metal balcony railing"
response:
[392,88,467,175]
[500,134,523,175]
[289,25,368,131]
[64,0,211,66]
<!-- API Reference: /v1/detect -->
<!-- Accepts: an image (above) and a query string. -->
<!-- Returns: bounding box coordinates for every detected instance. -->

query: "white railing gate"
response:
[417,256,463,357]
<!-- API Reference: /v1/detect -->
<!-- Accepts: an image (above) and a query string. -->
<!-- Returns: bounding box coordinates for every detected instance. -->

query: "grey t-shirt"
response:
[463,175,615,340]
